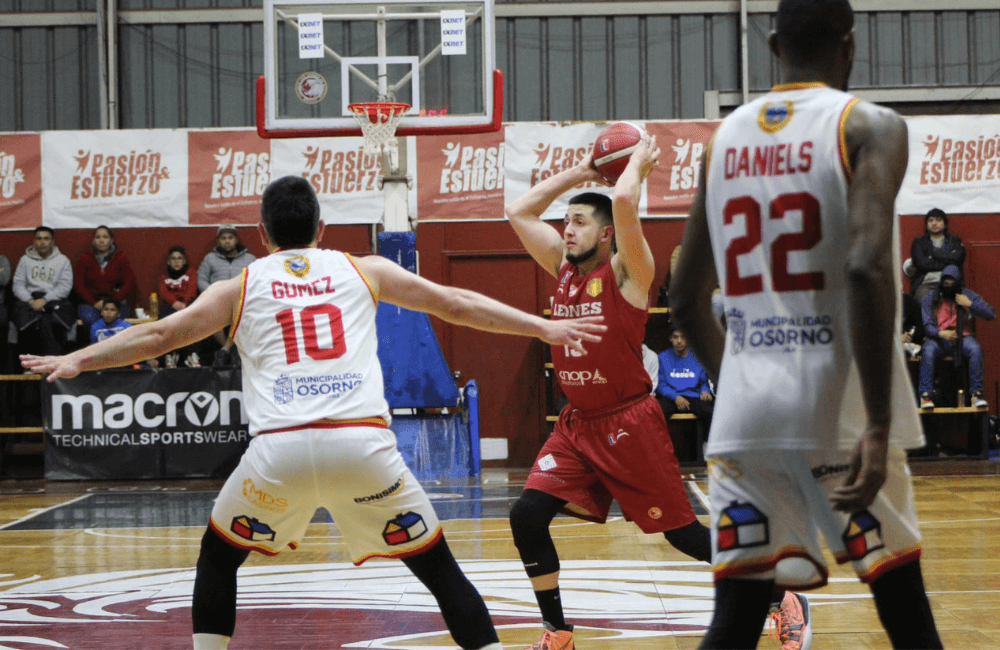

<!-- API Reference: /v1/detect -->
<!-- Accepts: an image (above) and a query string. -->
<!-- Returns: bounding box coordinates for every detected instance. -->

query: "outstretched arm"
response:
[21,277,241,380]
[611,137,659,301]
[505,155,605,279]
[357,255,605,353]
[671,152,724,381]
[831,102,909,513]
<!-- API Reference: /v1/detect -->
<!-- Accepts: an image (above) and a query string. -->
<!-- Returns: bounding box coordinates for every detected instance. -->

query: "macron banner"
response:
[43,368,249,481]
[0,133,42,229]
[40,129,189,228]
[416,131,505,220]
[897,115,1000,215]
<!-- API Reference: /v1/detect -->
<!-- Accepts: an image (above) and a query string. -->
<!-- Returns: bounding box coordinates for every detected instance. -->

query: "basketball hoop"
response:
[348,102,411,156]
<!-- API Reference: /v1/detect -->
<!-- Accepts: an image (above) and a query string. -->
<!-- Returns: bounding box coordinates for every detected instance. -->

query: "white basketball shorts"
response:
[209,426,442,565]
[706,447,922,590]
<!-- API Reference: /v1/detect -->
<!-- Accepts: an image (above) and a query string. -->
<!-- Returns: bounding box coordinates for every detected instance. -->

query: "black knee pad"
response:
[662,520,712,563]
[509,490,565,578]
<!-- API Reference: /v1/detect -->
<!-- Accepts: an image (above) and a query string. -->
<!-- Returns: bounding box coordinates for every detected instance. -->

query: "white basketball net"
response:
[349,103,409,157]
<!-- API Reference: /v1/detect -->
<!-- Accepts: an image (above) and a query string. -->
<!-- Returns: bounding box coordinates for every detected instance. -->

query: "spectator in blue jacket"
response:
[919,264,995,409]
[90,298,130,344]
[656,328,714,457]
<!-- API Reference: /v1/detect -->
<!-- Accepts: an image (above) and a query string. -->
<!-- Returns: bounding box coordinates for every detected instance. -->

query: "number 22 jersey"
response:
[705,83,861,453]
[232,248,389,435]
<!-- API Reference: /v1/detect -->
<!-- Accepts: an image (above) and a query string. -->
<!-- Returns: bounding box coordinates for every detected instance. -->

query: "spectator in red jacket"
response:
[74,225,137,329]
[158,245,198,316]
[157,245,202,368]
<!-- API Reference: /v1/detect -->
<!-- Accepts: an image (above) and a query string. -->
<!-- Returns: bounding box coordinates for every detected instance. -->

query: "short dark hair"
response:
[926,208,946,221]
[568,192,613,227]
[100,296,119,310]
[94,224,114,239]
[34,226,54,237]
[261,176,321,248]
[775,0,854,63]
[167,244,187,258]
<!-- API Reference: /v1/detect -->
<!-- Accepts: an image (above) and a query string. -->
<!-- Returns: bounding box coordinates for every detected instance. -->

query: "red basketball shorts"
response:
[524,394,697,533]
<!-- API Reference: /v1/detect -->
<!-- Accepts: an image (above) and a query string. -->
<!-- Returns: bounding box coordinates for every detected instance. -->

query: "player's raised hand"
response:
[542,315,606,355]
[577,151,611,186]
[830,425,889,513]
[19,353,82,382]
[630,135,661,181]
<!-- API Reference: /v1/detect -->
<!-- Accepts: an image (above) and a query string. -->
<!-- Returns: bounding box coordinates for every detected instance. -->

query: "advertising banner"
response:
[40,129,189,228]
[503,122,616,221]
[270,136,416,225]
[416,130,505,220]
[43,368,249,480]
[897,115,1000,215]
[644,120,719,216]
[0,133,43,229]
[188,130,272,225]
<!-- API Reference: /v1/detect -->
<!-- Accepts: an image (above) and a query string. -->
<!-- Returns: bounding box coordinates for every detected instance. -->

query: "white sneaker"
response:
[973,392,988,409]
[165,352,178,369]
[185,353,201,368]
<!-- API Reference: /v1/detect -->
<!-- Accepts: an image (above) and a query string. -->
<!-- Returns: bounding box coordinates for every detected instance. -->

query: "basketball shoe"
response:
[524,622,574,650]
[768,591,812,650]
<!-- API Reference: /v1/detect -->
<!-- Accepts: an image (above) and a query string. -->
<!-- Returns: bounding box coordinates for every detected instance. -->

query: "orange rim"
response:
[347,102,411,124]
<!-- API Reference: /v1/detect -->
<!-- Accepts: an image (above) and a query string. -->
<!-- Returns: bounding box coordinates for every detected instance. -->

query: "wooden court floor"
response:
[1,462,999,650]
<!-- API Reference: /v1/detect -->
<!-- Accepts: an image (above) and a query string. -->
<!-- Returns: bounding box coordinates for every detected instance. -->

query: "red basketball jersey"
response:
[550,259,651,410]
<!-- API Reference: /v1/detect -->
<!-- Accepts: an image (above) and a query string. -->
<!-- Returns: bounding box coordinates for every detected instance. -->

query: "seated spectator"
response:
[656,328,714,458]
[90,298,130,344]
[158,246,201,368]
[74,225,137,330]
[919,265,995,409]
[909,208,965,306]
[12,227,75,362]
[198,225,255,366]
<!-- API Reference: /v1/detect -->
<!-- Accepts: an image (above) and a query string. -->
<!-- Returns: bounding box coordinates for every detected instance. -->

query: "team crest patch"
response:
[587,278,603,297]
[842,510,885,560]
[758,100,794,133]
[231,515,276,542]
[382,511,428,546]
[284,255,310,278]
[717,501,769,551]
[537,453,557,472]
[273,374,293,405]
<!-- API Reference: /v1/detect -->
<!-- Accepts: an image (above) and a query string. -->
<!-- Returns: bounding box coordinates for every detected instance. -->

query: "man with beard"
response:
[918,264,994,409]
[503,141,800,650]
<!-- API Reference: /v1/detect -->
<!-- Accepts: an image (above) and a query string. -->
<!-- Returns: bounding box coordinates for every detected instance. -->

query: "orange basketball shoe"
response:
[768,591,812,650]
[524,622,574,650]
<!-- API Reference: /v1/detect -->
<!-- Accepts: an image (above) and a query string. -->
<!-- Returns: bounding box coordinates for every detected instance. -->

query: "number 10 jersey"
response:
[705,83,860,453]
[232,248,389,435]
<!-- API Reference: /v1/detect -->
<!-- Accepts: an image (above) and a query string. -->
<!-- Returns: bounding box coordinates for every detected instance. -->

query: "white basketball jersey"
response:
[705,83,920,453]
[232,248,389,435]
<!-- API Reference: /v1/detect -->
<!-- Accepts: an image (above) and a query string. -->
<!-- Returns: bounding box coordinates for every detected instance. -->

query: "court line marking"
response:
[687,480,710,511]
[0,494,93,531]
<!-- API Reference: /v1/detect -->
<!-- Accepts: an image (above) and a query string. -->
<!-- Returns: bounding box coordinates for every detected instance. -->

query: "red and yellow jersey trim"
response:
[258,416,389,435]
[838,97,862,180]
[230,267,249,338]
[713,545,829,591]
[209,516,285,557]
[771,82,828,92]
[834,544,921,584]
[345,252,378,307]
[352,525,444,566]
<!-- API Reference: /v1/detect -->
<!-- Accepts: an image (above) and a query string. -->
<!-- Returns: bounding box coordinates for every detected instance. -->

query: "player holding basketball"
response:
[505,137,802,649]
[671,1,943,649]
[21,175,608,650]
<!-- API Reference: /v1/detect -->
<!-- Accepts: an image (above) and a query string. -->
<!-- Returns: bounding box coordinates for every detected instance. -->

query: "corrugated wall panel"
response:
[2,6,999,131]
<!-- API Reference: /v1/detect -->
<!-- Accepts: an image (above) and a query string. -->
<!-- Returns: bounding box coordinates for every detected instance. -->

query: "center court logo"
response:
[0,560,730,648]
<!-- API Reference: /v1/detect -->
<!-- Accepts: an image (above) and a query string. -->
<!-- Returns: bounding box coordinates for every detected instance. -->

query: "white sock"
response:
[473,643,503,650]
[192,633,231,650]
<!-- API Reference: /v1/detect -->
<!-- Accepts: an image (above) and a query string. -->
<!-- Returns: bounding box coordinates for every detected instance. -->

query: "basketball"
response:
[592,121,648,184]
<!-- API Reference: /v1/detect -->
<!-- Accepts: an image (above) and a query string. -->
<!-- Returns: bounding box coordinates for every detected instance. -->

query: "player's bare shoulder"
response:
[843,100,908,165]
